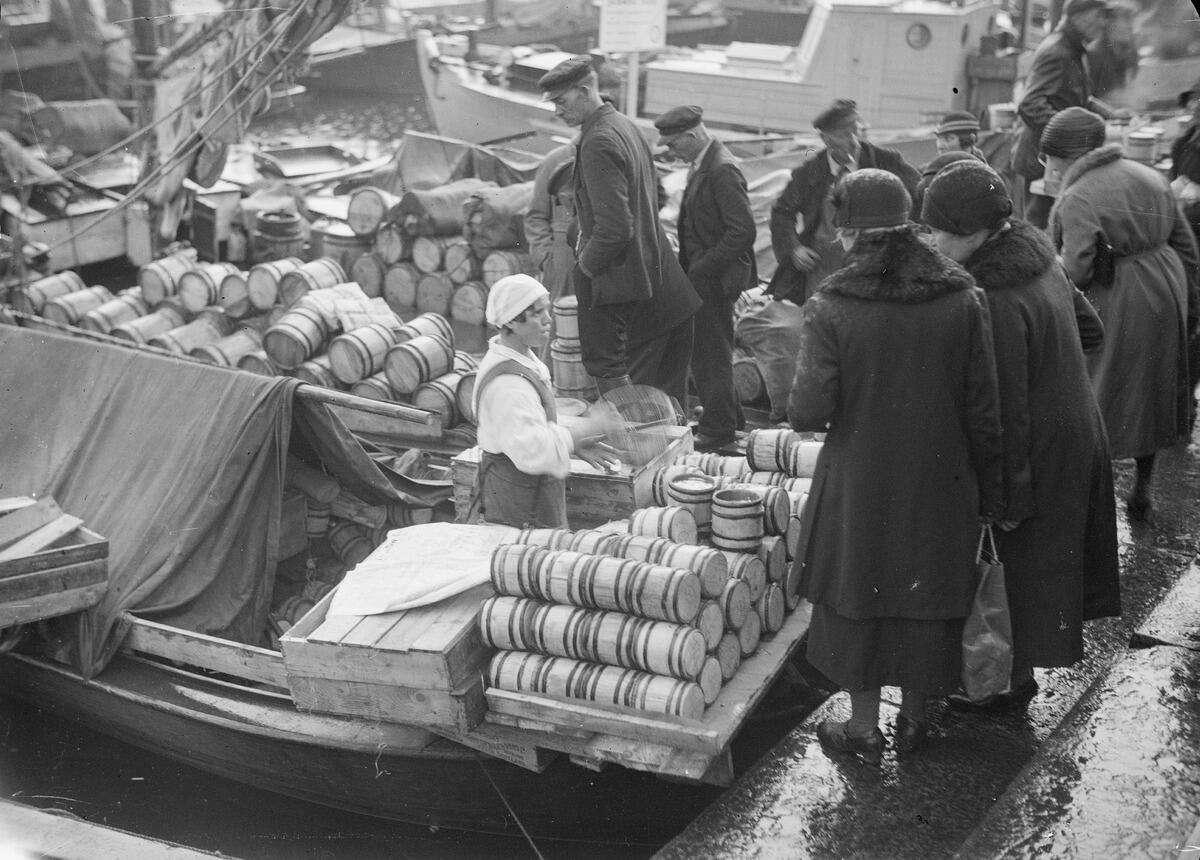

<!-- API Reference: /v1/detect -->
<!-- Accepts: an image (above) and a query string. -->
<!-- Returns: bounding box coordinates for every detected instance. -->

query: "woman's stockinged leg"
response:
[1129,453,1156,520]
[848,688,882,737]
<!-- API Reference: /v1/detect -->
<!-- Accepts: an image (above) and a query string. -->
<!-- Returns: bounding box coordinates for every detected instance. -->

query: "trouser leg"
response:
[574,269,633,383]
[690,285,740,438]
[628,315,694,414]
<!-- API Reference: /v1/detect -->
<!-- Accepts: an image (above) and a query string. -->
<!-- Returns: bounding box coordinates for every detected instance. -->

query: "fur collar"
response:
[963,219,1057,291]
[819,224,976,303]
[1061,143,1124,191]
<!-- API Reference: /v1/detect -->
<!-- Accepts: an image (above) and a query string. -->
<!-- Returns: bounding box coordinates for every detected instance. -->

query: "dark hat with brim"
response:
[814,99,859,132]
[935,110,981,136]
[654,105,703,138]
[922,160,1012,235]
[832,168,911,229]
[539,56,596,101]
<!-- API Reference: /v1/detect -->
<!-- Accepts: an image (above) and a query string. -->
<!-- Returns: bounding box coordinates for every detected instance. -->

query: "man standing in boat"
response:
[538,56,701,410]
[655,105,756,452]
[737,98,920,422]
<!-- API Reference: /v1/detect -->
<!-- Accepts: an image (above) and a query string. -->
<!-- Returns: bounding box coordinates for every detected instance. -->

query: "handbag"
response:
[960,524,1013,702]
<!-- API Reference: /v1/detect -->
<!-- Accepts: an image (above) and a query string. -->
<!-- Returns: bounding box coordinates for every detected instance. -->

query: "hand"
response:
[790,245,820,273]
[575,438,621,473]
[997,519,1022,532]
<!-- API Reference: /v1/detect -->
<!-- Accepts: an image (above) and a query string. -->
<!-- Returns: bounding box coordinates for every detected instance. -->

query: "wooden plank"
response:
[0,559,107,604]
[0,582,107,628]
[287,674,485,730]
[0,515,83,561]
[342,611,407,649]
[486,710,594,739]
[121,614,288,689]
[305,611,364,645]
[431,722,558,772]
[0,497,36,516]
[0,527,107,579]
[0,498,62,550]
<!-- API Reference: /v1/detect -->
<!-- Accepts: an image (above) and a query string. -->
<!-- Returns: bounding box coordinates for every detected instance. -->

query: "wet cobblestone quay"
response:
[658,431,1200,860]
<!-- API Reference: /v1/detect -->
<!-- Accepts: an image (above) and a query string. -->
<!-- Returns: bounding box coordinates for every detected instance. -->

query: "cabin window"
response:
[906,23,932,50]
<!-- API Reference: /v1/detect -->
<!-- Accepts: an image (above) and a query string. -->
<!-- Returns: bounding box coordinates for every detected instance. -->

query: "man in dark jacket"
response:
[656,105,757,451]
[538,57,701,408]
[738,98,919,420]
[1009,0,1127,226]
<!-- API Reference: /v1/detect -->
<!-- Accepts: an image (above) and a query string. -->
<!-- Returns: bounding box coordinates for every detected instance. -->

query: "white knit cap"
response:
[485,274,549,328]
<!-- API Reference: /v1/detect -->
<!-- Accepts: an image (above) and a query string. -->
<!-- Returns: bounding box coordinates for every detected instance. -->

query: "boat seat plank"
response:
[121,614,288,689]
[0,498,64,551]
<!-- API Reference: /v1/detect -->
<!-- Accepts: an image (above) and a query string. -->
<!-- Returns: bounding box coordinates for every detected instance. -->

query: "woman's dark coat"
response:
[966,220,1121,667]
[787,227,1005,622]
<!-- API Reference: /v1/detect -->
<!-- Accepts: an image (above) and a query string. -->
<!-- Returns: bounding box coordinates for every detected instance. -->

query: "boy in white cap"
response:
[469,274,616,528]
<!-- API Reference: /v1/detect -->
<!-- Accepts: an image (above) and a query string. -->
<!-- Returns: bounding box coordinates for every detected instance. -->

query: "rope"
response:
[473,753,546,860]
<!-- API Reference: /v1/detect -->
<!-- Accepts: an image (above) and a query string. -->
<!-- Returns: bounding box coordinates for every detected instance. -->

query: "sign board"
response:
[598,0,668,53]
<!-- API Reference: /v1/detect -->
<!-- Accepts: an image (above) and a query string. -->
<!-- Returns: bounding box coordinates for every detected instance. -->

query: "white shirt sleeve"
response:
[477,373,575,479]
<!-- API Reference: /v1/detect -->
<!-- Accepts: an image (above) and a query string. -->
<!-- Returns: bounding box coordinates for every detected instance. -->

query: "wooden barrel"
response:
[718,578,750,630]
[786,490,808,518]
[715,631,741,681]
[247,257,302,312]
[214,271,253,319]
[655,542,729,599]
[713,456,751,478]
[552,295,580,348]
[415,272,454,317]
[698,655,723,705]
[328,520,373,567]
[312,220,372,273]
[387,502,435,527]
[349,252,388,299]
[351,372,397,401]
[455,370,477,424]
[14,270,86,315]
[237,349,279,376]
[382,262,422,311]
[490,543,550,599]
[693,600,725,652]
[41,285,114,325]
[453,350,479,372]
[745,428,804,473]
[480,596,707,681]
[79,289,149,334]
[411,235,459,274]
[783,559,802,611]
[482,249,534,287]
[733,484,790,536]
[486,651,705,721]
[277,258,346,309]
[383,333,454,395]
[252,210,304,265]
[737,609,762,657]
[550,340,596,399]
[139,252,197,305]
[327,322,398,384]
[629,506,698,546]
[393,312,454,345]
[412,371,463,426]
[756,534,787,584]
[190,326,263,365]
[148,312,235,354]
[732,354,765,405]
[721,550,767,603]
[177,262,240,313]
[666,475,716,534]
[347,186,399,236]
[514,527,571,549]
[646,464,704,507]
[305,501,331,538]
[375,221,411,264]
[444,241,481,285]
[786,440,823,478]
[293,353,340,388]
[755,582,785,634]
[110,305,187,343]
[710,488,764,551]
[263,304,331,370]
[564,529,622,556]
[450,280,488,326]
[611,534,672,566]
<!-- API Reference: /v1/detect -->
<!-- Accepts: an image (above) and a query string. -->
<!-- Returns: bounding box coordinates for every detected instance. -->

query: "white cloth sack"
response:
[328,522,519,616]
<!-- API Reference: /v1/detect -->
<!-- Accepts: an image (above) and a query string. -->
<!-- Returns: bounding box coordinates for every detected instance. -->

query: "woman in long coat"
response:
[923,161,1121,705]
[788,169,1004,763]
[1044,107,1199,518]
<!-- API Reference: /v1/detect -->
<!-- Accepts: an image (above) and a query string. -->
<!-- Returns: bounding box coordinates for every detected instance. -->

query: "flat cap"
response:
[1062,0,1112,16]
[936,110,981,136]
[654,105,704,137]
[814,99,859,132]
[538,56,596,101]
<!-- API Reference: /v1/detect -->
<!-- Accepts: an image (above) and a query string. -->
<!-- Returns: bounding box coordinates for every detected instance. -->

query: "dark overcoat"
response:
[787,227,1005,622]
[677,139,757,296]
[1010,23,1092,179]
[766,141,920,304]
[965,220,1121,667]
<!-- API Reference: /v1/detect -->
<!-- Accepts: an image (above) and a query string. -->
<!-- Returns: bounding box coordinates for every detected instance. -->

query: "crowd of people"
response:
[468,0,1200,765]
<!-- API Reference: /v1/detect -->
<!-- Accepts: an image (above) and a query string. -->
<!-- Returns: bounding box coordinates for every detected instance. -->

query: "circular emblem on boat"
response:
[906,23,932,50]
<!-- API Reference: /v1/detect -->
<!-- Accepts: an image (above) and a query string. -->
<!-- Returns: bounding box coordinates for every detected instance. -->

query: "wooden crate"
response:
[279,583,494,731]
[451,425,695,528]
[0,526,108,628]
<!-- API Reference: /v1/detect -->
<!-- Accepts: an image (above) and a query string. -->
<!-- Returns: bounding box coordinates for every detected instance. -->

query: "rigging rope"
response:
[473,752,546,860]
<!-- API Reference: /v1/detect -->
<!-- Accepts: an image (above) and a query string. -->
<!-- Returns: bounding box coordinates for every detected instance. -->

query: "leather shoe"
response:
[947,678,1039,713]
[693,431,736,453]
[893,714,927,753]
[816,720,884,765]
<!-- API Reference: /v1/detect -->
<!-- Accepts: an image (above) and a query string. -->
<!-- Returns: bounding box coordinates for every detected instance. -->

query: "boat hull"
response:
[0,651,720,846]
[304,27,423,96]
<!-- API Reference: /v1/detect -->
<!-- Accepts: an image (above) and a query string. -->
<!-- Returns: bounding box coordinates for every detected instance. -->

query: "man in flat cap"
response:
[539,55,701,409]
[655,104,756,452]
[1010,0,1130,227]
[738,98,919,422]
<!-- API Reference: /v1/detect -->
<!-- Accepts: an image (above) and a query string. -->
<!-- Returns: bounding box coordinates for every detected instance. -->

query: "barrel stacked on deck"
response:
[477,429,822,722]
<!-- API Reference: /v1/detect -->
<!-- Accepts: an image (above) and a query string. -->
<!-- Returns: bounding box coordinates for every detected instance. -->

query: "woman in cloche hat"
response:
[787,169,1004,762]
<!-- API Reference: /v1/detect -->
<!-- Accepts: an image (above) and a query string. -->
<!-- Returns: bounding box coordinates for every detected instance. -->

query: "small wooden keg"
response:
[246,257,302,312]
[564,529,621,556]
[732,353,765,405]
[263,303,331,370]
[383,333,453,395]
[382,262,422,311]
[454,370,477,424]
[710,488,764,552]
[697,655,723,705]
[387,502,434,527]
[453,350,479,372]
[413,371,463,427]
[138,252,197,305]
[327,322,398,384]
[450,280,489,326]
[306,501,331,538]
[755,582,786,634]
[490,543,550,599]
[629,506,698,546]
[237,349,279,376]
[277,257,346,309]
[347,186,399,236]
[745,427,804,474]
[737,608,762,657]
[293,353,340,388]
[666,474,716,534]
[693,600,725,651]
[311,219,372,274]
[718,577,751,630]
[551,295,580,348]
[375,221,411,264]
[715,631,741,681]
[393,311,454,346]
[110,305,187,344]
[328,520,372,567]
[646,464,704,507]
[786,440,823,478]
[655,542,729,599]
[350,252,388,299]
[411,235,465,274]
[41,285,114,326]
[351,372,397,401]
[783,560,802,611]
[79,289,149,334]
[443,241,481,285]
[529,549,701,625]
[177,262,240,313]
[416,272,454,317]
[16,270,86,315]
[481,249,534,287]
[148,312,234,354]
[190,326,263,366]
[720,550,767,602]
[550,339,597,400]
[756,534,788,583]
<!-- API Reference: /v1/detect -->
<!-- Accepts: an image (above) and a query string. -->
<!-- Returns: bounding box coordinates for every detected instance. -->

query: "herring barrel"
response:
[216,270,253,318]
[393,312,453,346]
[629,506,698,546]
[756,534,787,584]
[237,349,279,376]
[148,312,235,354]
[138,252,197,305]
[247,257,303,311]
[382,262,422,311]
[449,280,488,326]
[375,221,411,264]
[549,340,596,400]
[647,464,705,507]
[755,582,785,634]
[79,289,148,334]
[41,285,114,325]
[786,440,823,478]
[383,333,453,395]
[349,252,388,299]
[311,220,372,273]
[14,270,86,315]
[486,650,705,721]
[453,351,479,372]
[263,303,331,370]
[720,550,767,602]
[351,372,398,401]
[737,609,762,656]
[443,240,481,285]
[411,235,467,274]
[110,305,187,343]
[412,371,463,427]
[252,210,304,264]
[328,521,372,566]
[710,488,764,551]
[718,578,750,629]
[177,262,240,313]
[190,326,263,366]
[455,370,477,424]
[416,272,454,317]
[745,427,804,474]
[654,542,729,599]
[481,249,533,287]
[693,600,724,651]
[347,186,399,237]
[293,353,340,388]
[551,295,580,348]
[277,258,345,309]
[666,475,716,534]
[327,322,398,384]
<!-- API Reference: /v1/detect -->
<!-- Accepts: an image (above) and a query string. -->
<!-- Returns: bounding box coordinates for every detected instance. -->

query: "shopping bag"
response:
[960,524,1013,701]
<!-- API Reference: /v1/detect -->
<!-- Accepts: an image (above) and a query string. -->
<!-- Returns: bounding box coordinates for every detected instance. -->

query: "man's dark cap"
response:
[539,56,596,101]
[1062,0,1112,17]
[654,105,704,137]
[814,99,859,132]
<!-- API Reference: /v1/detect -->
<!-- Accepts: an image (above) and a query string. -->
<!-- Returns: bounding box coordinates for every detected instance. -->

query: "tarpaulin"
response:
[0,325,416,677]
